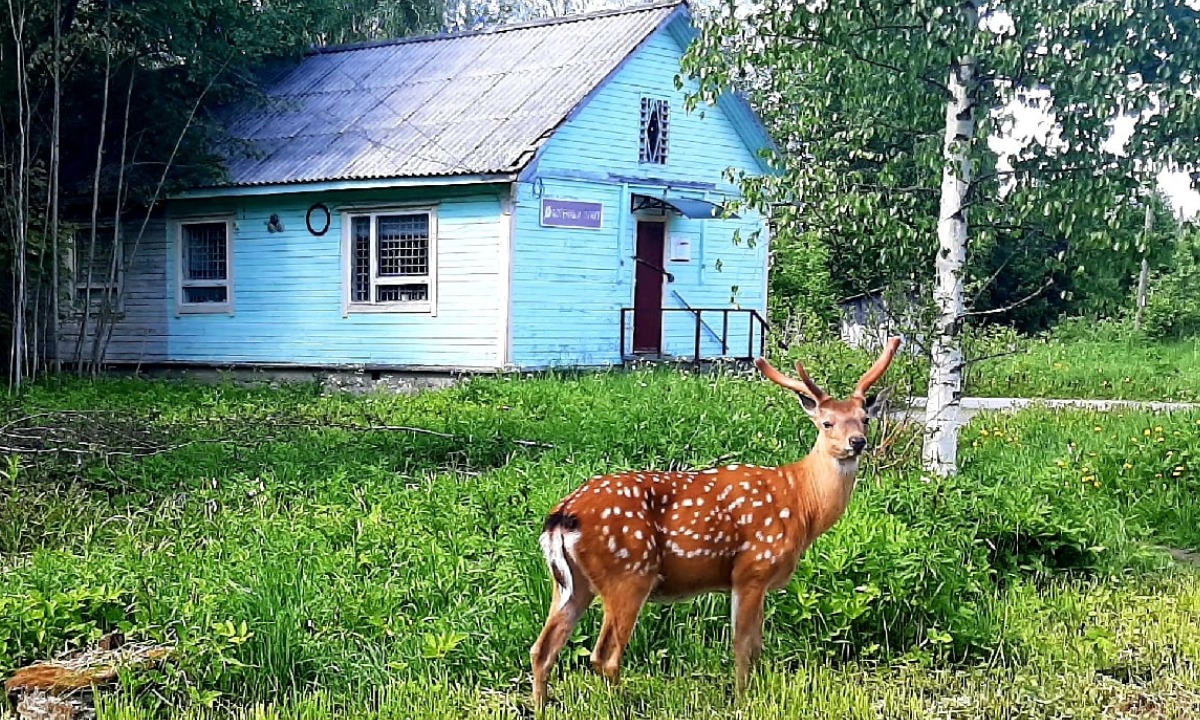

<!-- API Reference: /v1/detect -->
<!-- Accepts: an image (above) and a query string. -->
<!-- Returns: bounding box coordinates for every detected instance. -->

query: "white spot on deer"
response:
[764,517,773,527]
[602,525,611,535]
[780,508,791,519]
[608,537,618,553]
[625,511,635,518]
[601,508,612,519]
[616,548,630,559]
[764,549,774,560]
[765,493,773,503]
[634,530,644,540]
[611,505,622,515]
[681,499,694,507]
[695,497,705,507]
[728,465,741,470]
[752,501,764,508]
[702,468,718,475]
[731,497,746,509]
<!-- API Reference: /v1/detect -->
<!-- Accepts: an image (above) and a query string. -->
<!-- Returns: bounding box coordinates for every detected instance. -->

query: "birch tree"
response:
[685,0,1200,475]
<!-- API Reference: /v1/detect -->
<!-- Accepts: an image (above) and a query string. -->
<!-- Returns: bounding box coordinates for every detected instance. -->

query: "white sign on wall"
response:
[669,233,692,262]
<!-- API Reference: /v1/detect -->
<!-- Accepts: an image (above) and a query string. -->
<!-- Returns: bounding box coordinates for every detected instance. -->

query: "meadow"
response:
[1,345,1198,719]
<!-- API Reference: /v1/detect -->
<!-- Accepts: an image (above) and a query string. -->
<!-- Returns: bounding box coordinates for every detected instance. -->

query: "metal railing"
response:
[619,307,770,363]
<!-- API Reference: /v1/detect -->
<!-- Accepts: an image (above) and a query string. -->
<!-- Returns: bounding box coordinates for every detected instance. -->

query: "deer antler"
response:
[753,357,828,402]
[852,337,902,400]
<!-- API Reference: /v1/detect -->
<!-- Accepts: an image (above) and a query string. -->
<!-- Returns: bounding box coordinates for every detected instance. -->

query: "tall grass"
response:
[0,365,1197,718]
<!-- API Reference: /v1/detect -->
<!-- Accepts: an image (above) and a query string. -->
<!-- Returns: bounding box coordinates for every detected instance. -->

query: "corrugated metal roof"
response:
[209,0,686,188]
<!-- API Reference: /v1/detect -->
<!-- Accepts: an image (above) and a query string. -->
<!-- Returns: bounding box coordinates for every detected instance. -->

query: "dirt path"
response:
[900,397,1199,425]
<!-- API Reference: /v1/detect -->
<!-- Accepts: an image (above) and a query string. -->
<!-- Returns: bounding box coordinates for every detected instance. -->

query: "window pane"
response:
[352,217,371,303]
[184,286,228,304]
[377,214,428,277]
[183,223,227,281]
[640,98,669,164]
[376,283,428,303]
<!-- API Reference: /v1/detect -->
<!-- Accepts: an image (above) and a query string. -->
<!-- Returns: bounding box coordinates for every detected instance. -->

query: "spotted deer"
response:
[529,338,902,708]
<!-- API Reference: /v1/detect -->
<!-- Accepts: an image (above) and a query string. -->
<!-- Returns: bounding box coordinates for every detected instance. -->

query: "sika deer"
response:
[529,338,902,708]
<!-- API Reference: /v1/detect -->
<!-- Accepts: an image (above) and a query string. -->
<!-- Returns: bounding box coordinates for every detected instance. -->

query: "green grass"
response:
[1,366,1198,719]
[766,326,1199,403]
[965,334,1200,402]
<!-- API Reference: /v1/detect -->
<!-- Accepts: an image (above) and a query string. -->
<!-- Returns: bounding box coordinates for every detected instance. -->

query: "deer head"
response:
[754,337,901,461]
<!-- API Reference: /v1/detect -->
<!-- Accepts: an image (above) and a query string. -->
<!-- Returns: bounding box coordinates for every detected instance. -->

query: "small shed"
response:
[58,0,777,373]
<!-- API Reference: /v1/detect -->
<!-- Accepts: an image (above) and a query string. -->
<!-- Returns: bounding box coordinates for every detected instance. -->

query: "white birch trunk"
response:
[1134,202,1152,328]
[922,54,976,477]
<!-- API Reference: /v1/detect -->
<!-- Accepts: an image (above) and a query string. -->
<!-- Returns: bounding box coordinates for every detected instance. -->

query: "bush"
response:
[1143,229,1200,340]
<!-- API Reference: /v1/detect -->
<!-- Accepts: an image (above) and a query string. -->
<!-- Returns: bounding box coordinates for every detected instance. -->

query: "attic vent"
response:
[639,97,669,165]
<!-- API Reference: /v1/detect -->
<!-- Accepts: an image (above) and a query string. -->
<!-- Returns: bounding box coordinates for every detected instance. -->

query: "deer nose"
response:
[848,436,867,453]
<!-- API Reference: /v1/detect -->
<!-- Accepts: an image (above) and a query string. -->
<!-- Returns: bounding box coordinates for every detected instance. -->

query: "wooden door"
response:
[633,222,666,354]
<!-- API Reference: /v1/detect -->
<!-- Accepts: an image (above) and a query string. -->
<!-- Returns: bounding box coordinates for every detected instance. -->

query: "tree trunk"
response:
[50,0,62,373]
[922,52,977,477]
[1134,202,1152,328]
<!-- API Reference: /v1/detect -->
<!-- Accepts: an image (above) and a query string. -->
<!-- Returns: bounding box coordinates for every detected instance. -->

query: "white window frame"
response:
[342,206,438,315]
[68,226,124,315]
[175,216,235,315]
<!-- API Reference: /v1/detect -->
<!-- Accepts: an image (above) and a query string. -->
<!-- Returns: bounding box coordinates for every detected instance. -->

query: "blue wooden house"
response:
[59,0,777,373]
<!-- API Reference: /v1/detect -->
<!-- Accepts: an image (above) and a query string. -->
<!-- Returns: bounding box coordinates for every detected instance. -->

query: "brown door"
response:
[633,222,665,354]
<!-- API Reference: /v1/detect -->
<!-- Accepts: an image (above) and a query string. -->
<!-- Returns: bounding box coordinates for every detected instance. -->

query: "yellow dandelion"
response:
[1123,463,1133,470]
[980,429,990,437]
[1173,470,1184,477]
[1143,429,1152,436]
[1093,426,1103,433]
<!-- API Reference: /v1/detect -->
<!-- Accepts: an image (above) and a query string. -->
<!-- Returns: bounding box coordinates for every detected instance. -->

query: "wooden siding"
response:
[508,28,769,369]
[530,29,764,184]
[76,186,508,369]
[56,218,171,365]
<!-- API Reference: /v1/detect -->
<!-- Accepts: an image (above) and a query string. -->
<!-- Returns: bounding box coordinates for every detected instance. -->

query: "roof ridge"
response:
[310,0,686,55]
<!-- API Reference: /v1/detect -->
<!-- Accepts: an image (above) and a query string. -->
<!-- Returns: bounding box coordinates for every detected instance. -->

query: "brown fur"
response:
[529,339,902,709]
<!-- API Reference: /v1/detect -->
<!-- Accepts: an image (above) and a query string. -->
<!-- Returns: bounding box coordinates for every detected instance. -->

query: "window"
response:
[345,208,436,313]
[177,219,233,313]
[639,97,670,165]
[70,227,122,313]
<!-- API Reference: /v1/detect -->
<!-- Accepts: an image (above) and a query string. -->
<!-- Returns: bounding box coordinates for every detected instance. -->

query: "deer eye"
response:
[822,421,834,429]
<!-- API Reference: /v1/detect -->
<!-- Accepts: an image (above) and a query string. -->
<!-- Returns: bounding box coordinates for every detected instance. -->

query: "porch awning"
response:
[630,192,738,219]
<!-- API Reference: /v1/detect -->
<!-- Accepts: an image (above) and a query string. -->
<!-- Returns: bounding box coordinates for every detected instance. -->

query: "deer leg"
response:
[593,574,656,685]
[590,611,616,677]
[531,580,595,710]
[731,580,767,695]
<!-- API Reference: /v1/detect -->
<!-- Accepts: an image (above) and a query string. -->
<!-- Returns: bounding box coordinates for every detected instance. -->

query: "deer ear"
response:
[864,387,893,419]
[796,391,819,415]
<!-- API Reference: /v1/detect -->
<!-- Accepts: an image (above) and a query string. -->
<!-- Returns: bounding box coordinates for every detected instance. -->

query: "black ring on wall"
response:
[306,203,331,236]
